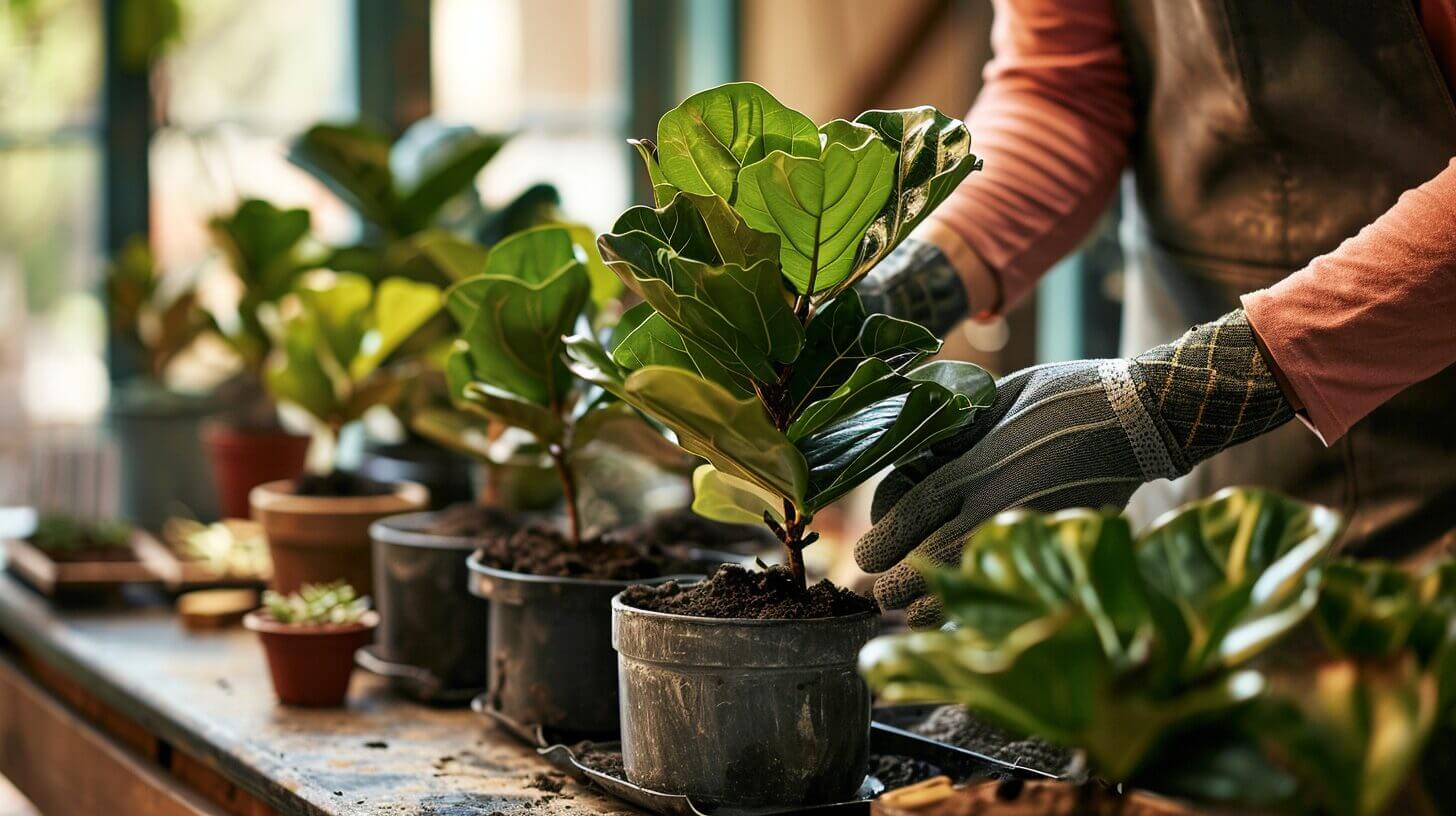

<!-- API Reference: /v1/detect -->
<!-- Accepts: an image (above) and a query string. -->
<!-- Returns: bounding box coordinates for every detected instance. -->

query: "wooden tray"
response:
[2,531,160,597]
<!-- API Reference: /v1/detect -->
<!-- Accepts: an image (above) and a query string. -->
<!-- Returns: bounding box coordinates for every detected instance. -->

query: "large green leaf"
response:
[788,359,993,441]
[656,82,819,203]
[786,290,940,416]
[598,228,801,383]
[395,130,504,234]
[1137,487,1342,680]
[798,378,975,512]
[209,199,311,297]
[447,229,590,408]
[734,123,896,295]
[350,277,442,381]
[839,107,982,296]
[289,124,396,231]
[564,339,807,503]
[691,464,785,525]
[609,304,753,397]
[295,272,371,371]
[265,313,339,426]
[561,222,622,308]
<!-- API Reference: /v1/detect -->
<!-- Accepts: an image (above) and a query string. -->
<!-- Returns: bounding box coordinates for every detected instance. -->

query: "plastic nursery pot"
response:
[250,479,429,595]
[202,421,310,519]
[467,554,690,737]
[612,595,880,808]
[366,512,492,704]
[108,384,221,531]
[244,610,379,707]
[355,437,476,510]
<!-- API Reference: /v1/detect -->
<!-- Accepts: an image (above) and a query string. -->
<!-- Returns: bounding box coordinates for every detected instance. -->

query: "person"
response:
[853,0,1456,628]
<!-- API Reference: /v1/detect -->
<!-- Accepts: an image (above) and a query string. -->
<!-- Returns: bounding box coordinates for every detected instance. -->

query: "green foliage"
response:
[573,82,988,574]
[263,272,440,445]
[208,199,316,376]
[105,236,211,383]
[262,582,369,626]
[860,489,1456,814]
[28,514,132,553]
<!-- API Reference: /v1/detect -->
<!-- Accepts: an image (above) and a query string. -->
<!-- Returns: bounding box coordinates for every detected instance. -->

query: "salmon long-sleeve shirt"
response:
[920,0,1456,444]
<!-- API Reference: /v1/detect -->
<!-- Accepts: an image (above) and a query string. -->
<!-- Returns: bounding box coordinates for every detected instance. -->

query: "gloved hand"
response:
[855,309,1295,627]
[855,238,971,337]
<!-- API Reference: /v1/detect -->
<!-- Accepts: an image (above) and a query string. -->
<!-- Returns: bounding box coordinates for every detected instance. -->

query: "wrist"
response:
[855,238,972,335]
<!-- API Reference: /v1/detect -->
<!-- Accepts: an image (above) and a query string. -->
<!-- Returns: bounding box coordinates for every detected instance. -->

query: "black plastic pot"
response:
[355,437,476,510]
[367,512,491,703]
[612,595,880,808]
[466,555,693,738]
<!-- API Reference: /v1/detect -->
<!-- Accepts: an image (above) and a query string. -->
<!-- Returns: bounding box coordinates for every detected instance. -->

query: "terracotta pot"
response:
[203,422,311,519]
[250,480,429,594]
[244,610,378,706]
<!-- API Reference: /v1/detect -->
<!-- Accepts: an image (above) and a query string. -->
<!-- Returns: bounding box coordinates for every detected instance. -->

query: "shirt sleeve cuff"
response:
[912,218,1003,319]
[1242,291,1346,445]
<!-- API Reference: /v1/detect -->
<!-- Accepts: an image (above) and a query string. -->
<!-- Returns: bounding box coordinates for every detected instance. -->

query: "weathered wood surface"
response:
[0,573,642,815]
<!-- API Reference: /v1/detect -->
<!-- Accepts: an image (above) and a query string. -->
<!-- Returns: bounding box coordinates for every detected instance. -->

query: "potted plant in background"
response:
[105,237,221,530]
[288,119,564,506]
[250,271,439,593]
[245,581,377,707]
[567,82,990,807]
[862,488,1455,816]
[201,199,318,519]
[419,224,710,735]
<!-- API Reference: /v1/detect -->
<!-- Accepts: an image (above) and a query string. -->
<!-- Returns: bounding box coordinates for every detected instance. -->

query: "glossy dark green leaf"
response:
[396,131,504,234]
[788,358,993,441]
[786,290,940,414]
[564,338,807,503]
[734,122,896,294]
[798,379,974,512]
[610,304,754,397]
[656,82,819,202]
[840,107,982,296]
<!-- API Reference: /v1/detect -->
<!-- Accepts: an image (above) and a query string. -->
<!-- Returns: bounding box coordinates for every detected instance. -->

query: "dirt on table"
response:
[870,753,944,790]
[472,524,700,581]
[423,503,521,539]
[293,471,393,497]
[572,743,625,778]
[913,705,1073,775]
[621,564,876,620]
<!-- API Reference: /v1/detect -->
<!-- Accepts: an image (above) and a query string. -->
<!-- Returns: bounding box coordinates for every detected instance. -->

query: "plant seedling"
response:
[262,271,442,475]
[565,82,994,588]
[431,225,649,546]
[261,581,370,626]
[28,514,133,554]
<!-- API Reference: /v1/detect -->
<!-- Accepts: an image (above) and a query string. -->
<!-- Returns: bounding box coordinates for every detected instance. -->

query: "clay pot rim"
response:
[610,591,881,627]
[243,609,380,637]
[249,479,428,517]
[370,511,497,551]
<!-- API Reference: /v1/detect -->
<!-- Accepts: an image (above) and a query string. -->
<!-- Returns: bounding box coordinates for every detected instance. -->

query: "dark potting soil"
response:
[293,471,393,498]
[870,754,944,790]
[423,502,520,539]
[473,524,697,581]
[639,508,776,555]
[621,564,876,620]
[572,744,625,778]
[913,704,1073,775]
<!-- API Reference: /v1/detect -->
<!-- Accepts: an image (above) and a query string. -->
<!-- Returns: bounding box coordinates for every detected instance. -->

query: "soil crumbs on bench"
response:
[473,523,699,581]
[622,564,875,620]
[914,705,1073,775]
[870,754,944,790]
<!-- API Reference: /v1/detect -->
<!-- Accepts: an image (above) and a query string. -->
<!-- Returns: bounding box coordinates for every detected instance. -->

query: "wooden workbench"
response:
[0,573,639,815]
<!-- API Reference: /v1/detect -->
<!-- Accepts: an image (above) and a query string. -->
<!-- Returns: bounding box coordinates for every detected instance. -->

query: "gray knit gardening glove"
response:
[856,238,971,337]
[855,309,1295,628]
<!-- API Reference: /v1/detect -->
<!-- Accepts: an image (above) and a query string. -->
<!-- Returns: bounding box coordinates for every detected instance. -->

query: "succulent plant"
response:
[261,581,370,626]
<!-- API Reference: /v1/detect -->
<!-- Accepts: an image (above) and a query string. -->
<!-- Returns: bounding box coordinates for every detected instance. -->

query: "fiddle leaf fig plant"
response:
[438,225,647,545]
[208,199,315,376]
[263,272,441,470]
[565,82,991,586]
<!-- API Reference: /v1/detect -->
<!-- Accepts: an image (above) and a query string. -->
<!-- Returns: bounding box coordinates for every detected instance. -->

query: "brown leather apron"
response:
[1114,0,1456,562]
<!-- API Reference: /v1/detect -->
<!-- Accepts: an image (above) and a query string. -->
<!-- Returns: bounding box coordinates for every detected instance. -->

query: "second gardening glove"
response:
[854,310,1295,627]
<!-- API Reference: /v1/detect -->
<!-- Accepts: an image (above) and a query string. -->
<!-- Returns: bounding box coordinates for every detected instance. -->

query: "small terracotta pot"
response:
[245,610,379,706]
[203,422,311,519]
[250,480,429,594]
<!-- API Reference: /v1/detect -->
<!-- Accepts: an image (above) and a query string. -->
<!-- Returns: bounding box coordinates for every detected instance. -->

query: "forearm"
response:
[921,0,1136,314]
[1242,157,1456,443]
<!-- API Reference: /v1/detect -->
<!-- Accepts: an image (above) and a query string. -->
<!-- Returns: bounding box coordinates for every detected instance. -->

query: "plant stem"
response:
[548,444,582,547]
